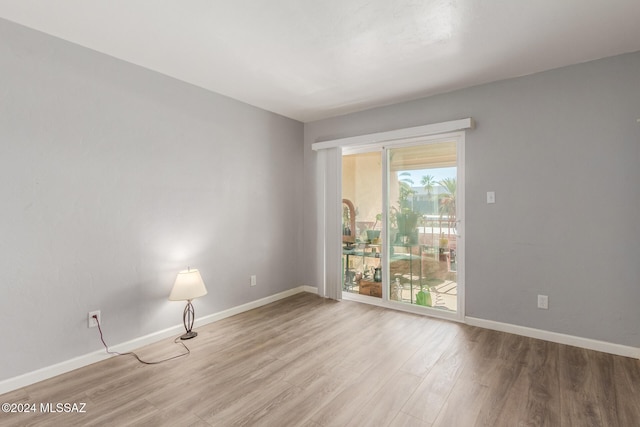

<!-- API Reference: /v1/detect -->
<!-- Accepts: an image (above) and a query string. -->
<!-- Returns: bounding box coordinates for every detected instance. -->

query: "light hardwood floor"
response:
[1,292,639,426]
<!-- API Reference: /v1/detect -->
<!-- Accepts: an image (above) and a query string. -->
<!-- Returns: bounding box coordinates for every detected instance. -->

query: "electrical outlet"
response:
[250,275,257,287]
[88,310,101,328]
[537,295,549,310]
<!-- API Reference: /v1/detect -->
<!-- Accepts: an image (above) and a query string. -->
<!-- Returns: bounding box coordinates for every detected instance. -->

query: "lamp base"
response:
[179,300,198,340]
[180,331,198,340]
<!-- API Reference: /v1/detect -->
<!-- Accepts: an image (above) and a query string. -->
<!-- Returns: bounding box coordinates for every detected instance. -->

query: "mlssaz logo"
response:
[40,402,87,413]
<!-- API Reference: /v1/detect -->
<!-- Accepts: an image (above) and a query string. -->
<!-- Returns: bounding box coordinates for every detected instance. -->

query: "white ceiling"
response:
[1,1,640,122]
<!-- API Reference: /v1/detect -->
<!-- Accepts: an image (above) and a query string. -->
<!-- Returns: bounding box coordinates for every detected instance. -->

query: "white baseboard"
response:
[300,285,318,294]
[193,285,316,326]
[465,316,640,359]
[0,286,313,396]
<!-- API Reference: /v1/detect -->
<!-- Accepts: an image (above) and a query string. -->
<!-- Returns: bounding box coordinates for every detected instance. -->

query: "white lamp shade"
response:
[169,269,208,301]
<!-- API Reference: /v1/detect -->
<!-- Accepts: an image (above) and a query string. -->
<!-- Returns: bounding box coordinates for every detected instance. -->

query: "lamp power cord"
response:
[93,315,190,365]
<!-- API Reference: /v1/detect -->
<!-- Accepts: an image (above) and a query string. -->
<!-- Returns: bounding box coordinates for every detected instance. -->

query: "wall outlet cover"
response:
[537,295,549,309]
[88,310,101,328]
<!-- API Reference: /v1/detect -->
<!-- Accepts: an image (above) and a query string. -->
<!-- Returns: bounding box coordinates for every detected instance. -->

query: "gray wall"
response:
[0,19,304,381]
[304,52,640,348]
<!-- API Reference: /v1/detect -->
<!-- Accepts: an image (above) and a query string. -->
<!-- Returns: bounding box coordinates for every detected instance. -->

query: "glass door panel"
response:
[387,142,458,312]
[342,151,382,298]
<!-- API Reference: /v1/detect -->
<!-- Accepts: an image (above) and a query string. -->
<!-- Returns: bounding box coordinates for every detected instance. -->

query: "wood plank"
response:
[400,347,467,423]
[399,320,460,378]
[612,355,640,426]
[346,371,423,427]
[490,338,561,426]
[389,412,432,427]
[431,379,490,427]
[401,327,488,423]
[310,344,418,426]
[558,344,604,427]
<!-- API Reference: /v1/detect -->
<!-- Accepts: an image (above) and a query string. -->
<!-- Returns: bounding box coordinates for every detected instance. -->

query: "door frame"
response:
[312,118,472,322]
[342,132,465,322]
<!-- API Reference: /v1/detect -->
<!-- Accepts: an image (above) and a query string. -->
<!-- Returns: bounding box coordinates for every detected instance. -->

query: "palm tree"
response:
[438,177,456,238]
[395,172,418,241]
[421,174,436,244]
[421,174,436,200]
[398,172,415,211]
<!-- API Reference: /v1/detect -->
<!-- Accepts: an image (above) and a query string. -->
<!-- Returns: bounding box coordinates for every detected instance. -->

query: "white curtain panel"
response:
[316,147,343,300]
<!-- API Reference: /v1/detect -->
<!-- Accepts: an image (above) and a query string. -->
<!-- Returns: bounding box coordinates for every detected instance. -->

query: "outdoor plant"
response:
[366,213,382,242]
[394,172,419,237]
[438,177,456,237]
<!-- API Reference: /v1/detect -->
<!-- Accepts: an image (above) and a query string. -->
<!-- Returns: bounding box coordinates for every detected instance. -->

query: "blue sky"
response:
[399,167,456,187]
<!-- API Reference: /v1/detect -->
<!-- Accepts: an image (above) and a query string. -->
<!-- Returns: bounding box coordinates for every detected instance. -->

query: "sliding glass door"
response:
[341,136,462,315]
[341,150,383,298]
[387,141,459,312]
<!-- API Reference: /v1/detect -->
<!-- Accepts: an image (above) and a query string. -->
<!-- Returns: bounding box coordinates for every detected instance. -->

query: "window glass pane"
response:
[388,142,457,312]
[342,151,382,298]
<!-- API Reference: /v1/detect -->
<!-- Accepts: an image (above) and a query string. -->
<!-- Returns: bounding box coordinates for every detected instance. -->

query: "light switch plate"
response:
[486,191,496,204]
